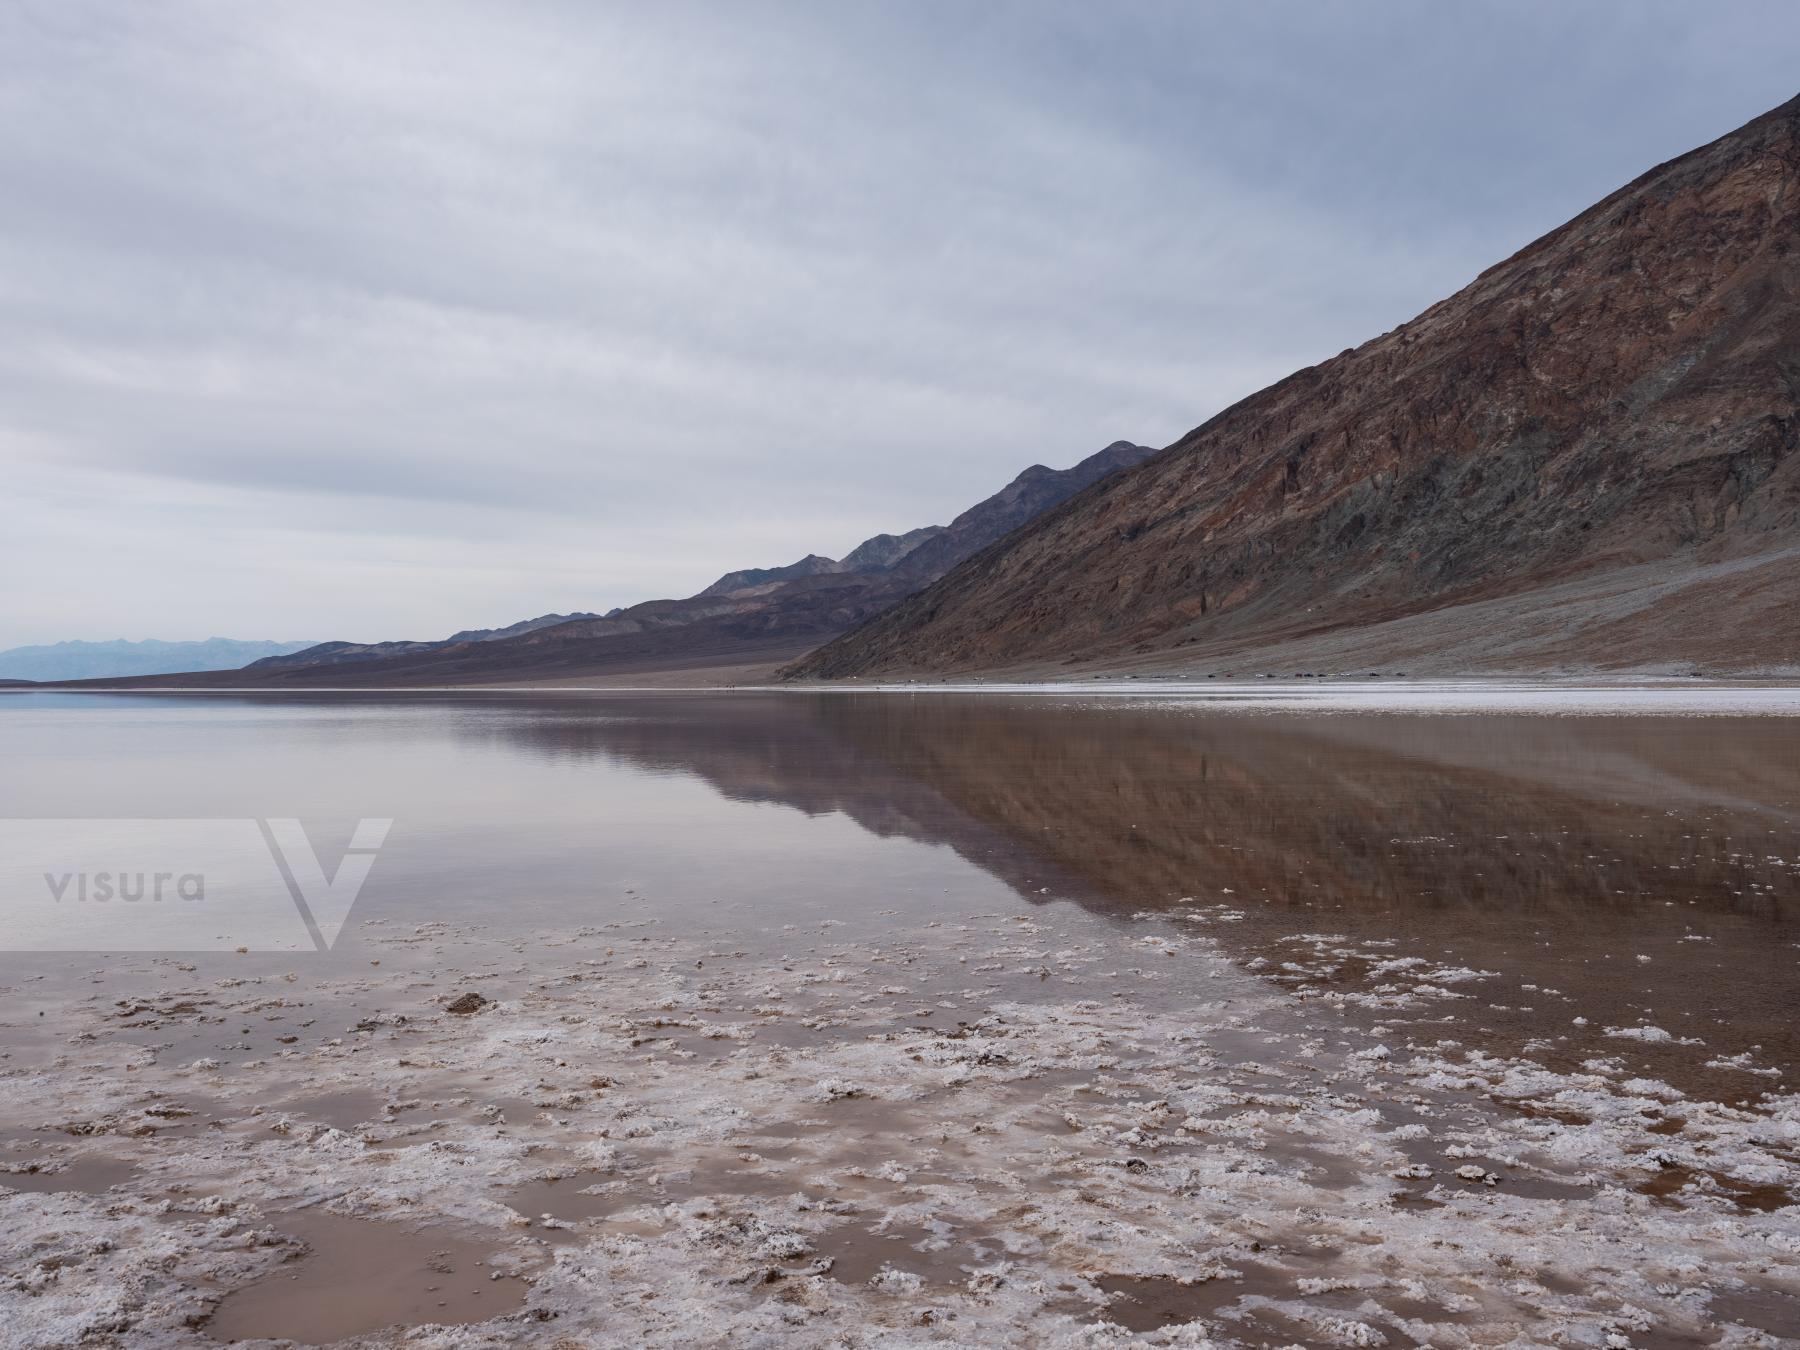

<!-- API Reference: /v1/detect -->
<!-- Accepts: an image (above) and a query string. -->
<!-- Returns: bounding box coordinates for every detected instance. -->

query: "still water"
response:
[4,688,1800,1346]
[3,688,1796,1101]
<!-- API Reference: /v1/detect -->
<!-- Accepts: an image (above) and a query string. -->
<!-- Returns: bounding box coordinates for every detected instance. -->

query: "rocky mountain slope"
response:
[244,613,613,672]
[91,442,1153,687]
[696,527,944,599]
[445,612,609,643]
[789,94,1800,679]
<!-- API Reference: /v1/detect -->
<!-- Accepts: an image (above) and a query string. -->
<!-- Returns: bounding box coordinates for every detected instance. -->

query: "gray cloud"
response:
[2,0,1796,646]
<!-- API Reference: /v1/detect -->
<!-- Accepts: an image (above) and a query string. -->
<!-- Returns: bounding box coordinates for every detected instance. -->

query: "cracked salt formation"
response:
[2,909,1796,1347]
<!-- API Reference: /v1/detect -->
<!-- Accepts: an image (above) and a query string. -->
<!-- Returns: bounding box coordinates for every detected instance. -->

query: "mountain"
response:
[445,613,605,643]
[789,94,1800,680]
[0,638,318,682]
[697,554,856,600]
[91,441,1156,688]
[695,527,950,599]
[247,613,608,671]
[879,440,1158,585]
[838,527,946,573]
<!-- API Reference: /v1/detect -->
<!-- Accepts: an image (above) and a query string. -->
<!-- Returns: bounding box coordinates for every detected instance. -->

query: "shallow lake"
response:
[2,687,1797,1097]
[3,687,1798,1346]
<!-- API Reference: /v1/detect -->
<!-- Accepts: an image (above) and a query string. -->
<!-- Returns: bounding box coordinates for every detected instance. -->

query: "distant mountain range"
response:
[245,613,616,672]
[789,92,1800,679]
[0,638,318,682]
[60,441,1154,687]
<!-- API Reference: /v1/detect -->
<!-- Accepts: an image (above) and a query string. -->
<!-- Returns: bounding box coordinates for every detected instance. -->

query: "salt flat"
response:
[1,691,1795,1346]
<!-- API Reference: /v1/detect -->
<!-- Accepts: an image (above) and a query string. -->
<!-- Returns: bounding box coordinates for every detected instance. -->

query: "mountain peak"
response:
[696,554,847,600]
[786,94,1800,679]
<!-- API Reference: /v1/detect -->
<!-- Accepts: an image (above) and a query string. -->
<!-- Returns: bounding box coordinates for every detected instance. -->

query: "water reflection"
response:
[457,691,1800,1096]
[5,689,1797,1098]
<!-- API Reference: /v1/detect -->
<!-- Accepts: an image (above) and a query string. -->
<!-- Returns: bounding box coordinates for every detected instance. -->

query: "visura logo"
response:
[44,870,205,902]
[263,817,392,950]
[2,817,394,952]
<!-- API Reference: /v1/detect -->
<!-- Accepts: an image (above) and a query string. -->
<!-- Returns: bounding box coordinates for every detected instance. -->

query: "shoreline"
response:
[10,677,1800,717]
[3,694,1797,1345]
[5,907,1797,1346]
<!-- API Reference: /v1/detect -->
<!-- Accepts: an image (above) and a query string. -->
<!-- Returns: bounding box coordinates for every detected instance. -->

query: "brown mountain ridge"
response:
[788,93,1800,679]
[65,441,1153,687]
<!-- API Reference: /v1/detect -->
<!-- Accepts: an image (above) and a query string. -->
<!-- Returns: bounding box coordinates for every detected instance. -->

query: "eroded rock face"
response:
[791,95,1800,678]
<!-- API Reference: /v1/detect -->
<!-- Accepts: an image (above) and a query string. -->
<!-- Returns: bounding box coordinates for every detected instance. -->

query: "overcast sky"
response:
[2,1,1796,648]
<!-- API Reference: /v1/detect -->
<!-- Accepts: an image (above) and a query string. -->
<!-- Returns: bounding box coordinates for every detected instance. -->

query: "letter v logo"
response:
[261,819,392,951]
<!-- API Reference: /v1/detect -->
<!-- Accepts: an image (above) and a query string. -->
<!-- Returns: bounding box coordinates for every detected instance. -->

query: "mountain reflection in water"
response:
[458,692,1800,1099]
[6,688,1796,1103]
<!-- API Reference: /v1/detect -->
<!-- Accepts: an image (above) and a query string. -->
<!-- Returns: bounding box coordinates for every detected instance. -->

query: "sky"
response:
[2,1,1797,648]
